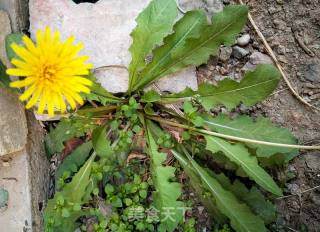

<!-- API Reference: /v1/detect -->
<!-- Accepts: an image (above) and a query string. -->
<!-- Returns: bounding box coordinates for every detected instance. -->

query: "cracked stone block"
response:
[29,0,203,93]
[0,82,28,157]
[0,0,29,32]
[0,10,11,67]
[0,151,33,232]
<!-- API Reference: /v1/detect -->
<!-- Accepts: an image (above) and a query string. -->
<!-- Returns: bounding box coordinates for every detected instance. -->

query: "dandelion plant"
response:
[1,0,319,231]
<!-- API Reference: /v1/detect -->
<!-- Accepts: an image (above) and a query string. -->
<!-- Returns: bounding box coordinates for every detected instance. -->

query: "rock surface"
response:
[304,64,320,83]
[237,33,250,46]
[242,51,273,71]
[0,0,29,32]
[29,0,213,93]
[0,88,27,156]
[179,0,223,16]
[0,5,49,232]
[232,45,250,59]
[0,152,33,232]
[0,10,11,67]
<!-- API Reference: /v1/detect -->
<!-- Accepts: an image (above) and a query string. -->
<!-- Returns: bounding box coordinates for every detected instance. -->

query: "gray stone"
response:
[26,112,50,232]
[305,154,320,171]
[232,46,250,59]
[0,82,28,157]
[0,151,32,232]
[304,64,320,83]
[0,10,11,67]
[237,33,250,46]
[0,0,29,32]
[29,0,199,93]
[219,46,232,62]
[155,66,198,92]
[179,0,223,16]
[287,183,301,195]
[242,51,273,71]
[0,4,49,232]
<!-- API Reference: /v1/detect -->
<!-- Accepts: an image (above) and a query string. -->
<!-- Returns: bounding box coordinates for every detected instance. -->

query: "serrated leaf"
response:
[133,5,248,90]
[259,151,299,167]
[45,117,97,156]
[199,64,280,110]
[0,60,11,89]
[128,0,178,91]
[145,120,184,232]
[62,153,96,203]
[205,136,282,196]
[82,73,123,105]
[5,33,24,61]
[55,142,93,185]
[172,149,267,232]
[213,173,276,224]
[203,114,297,157]
[141,90,161,103]
[92,125,112,158]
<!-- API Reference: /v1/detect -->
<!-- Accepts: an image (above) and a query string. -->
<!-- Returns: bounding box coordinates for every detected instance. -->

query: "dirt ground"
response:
[198,0,320,231]
[249,1,320,231]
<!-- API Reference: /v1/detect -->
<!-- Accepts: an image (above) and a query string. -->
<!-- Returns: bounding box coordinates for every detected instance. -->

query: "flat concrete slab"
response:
[29,0,199,93]
[0,151,33,232]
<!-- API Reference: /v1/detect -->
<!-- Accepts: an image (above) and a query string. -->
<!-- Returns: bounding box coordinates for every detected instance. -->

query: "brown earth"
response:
[198,0,320,231]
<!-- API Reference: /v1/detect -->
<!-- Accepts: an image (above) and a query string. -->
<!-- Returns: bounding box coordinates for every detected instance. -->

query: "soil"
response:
[248,1,320,231]
[198,0,320,231]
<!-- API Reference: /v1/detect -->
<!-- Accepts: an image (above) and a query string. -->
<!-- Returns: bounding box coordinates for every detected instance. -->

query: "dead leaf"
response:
[127,152,147,165]
[61,138,84,160]
[161,124,184,143]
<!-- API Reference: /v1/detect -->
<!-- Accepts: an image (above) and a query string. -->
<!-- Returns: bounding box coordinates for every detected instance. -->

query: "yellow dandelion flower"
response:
[6,27,93,117]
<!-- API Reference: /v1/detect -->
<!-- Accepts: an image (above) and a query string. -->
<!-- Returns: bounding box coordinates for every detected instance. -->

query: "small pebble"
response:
[232,46,250,59]
[219,46,233,62]
[237,34,250,46]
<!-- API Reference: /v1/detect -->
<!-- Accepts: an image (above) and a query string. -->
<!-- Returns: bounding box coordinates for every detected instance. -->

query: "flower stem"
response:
[147,116,320,150]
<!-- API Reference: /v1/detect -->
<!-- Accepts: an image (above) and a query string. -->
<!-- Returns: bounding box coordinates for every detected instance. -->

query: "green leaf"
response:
[0,187,9,209]
[141,90,161,103]
[0,60,11,89]
[92,125,112,158]
[203,114,297,157]
[45,116,97,156]
[55,142,93,184]
[145,120,184,232]
[172,149,267,232]
[199,64,280,110]
[161,87,196,103]
[133,5,248,90]
[5,33,24,61]
[128,0,178,91]
[205,136,282,196]
[172,150,227,223]
[62,153,96,203]
[213,173,276,224]
[82,73,123,105]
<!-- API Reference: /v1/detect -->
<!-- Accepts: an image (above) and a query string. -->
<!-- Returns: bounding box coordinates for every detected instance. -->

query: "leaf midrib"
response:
[138,7,244,88]
[201,79,276,97]
[143,12,205,81]
[192,161,255,232]
[208,138,276,193]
